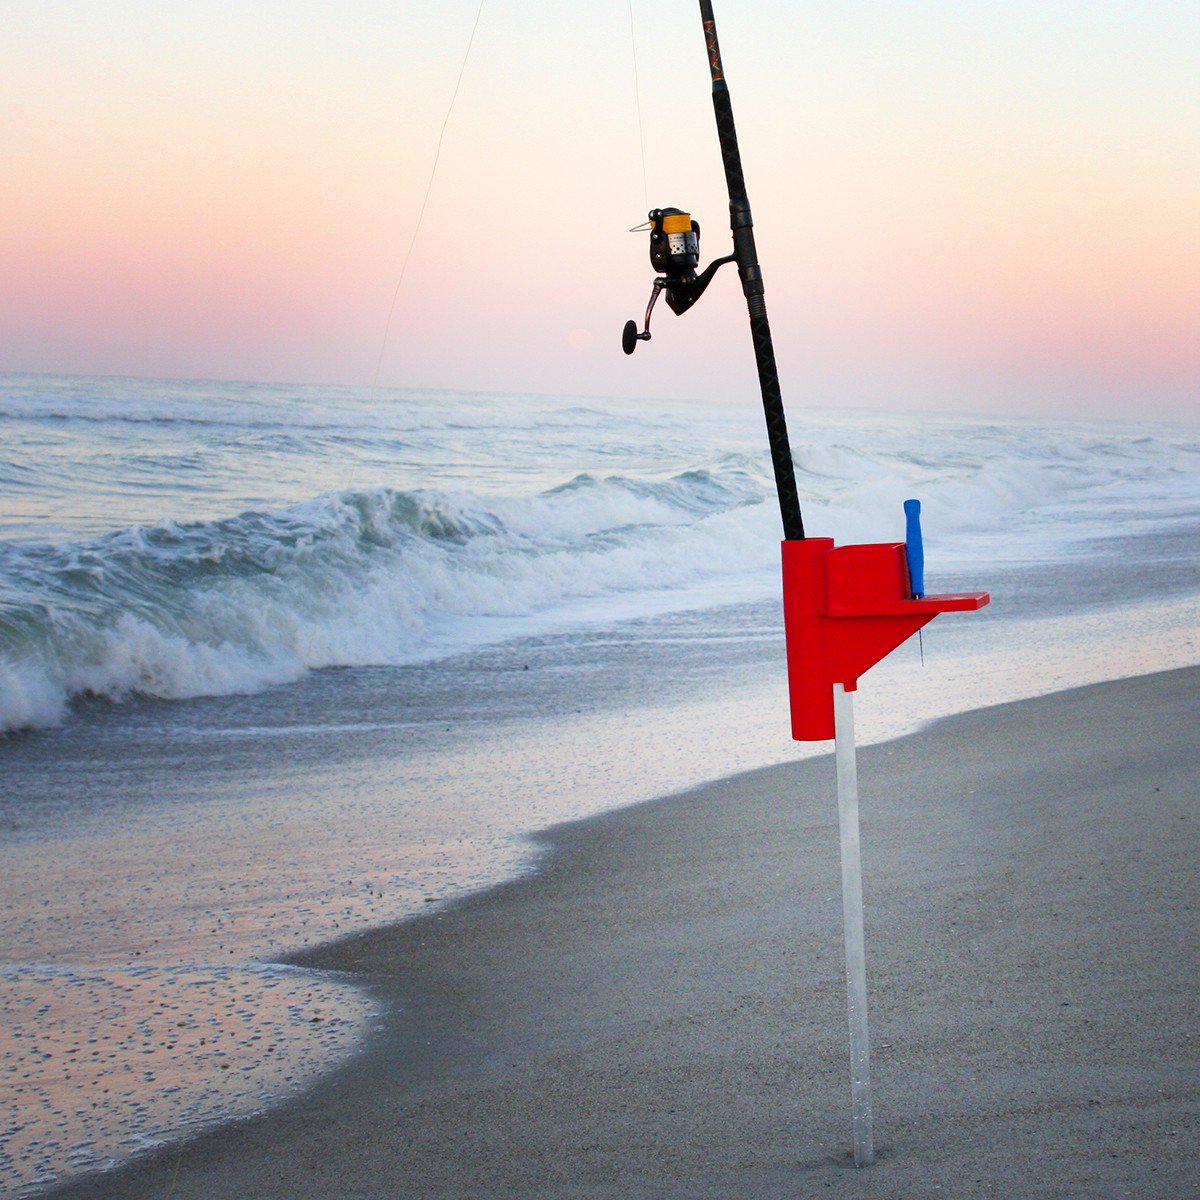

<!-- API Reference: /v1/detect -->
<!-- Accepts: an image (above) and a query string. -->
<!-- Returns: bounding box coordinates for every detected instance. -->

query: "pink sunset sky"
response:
[2,0,1197,421]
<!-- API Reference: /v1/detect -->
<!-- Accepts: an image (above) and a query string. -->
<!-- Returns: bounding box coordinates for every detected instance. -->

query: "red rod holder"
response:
[782,538,989,741]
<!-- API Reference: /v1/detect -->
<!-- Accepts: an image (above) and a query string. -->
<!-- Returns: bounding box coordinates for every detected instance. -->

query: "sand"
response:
[44,667,1199,1199]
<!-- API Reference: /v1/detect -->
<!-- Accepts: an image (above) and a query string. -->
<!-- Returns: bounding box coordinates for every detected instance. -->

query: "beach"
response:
[3,378,1198,1194]
[38,666,1199,1199]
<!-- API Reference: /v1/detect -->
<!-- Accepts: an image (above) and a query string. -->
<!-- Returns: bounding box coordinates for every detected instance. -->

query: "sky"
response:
[1,0,1197,421]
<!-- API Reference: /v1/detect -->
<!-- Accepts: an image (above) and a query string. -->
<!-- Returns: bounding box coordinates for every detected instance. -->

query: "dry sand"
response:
[46,667,1199,1199]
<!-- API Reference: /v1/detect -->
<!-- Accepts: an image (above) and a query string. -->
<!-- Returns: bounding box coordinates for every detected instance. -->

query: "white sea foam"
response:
[0,475,767,731]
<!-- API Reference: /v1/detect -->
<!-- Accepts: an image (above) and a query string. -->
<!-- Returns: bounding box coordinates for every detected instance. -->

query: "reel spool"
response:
[622,207,735,353]
[650,207,700,275]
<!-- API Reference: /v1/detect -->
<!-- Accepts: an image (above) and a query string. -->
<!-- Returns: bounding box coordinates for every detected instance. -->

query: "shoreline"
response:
[43,666,1200,1199]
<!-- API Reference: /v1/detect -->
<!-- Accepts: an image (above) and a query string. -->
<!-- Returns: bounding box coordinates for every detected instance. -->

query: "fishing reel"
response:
[622,207,736,353]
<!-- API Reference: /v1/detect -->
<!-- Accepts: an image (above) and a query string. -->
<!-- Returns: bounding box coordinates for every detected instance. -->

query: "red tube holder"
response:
[782,538,989,741]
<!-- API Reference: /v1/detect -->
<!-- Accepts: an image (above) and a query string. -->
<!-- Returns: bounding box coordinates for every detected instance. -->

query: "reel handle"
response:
[622,278,667,354]
[622,320,650,355]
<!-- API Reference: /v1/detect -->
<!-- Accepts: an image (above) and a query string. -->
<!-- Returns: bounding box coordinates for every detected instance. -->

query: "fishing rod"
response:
[622,0,805,542]
[621,1,992,1172]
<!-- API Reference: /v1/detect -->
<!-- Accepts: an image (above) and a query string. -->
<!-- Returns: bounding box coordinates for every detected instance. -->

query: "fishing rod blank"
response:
[696,0,804,542]
[621,2,804,542]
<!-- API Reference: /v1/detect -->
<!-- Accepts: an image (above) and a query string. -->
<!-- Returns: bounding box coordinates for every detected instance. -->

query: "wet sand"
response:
[45,667,1199,1199]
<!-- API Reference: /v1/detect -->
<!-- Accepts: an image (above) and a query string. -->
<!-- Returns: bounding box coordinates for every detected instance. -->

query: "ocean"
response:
[1,372,1197,1194]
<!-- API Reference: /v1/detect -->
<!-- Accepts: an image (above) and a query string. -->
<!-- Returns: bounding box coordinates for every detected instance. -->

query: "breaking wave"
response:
[0,467,780,732]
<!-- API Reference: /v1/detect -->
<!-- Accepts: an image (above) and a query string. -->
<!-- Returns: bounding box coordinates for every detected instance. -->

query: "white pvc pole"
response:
[833,682,875,1166]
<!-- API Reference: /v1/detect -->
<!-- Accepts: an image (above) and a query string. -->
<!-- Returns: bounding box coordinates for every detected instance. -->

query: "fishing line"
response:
[628,1,649,213]
[373,0,486,387]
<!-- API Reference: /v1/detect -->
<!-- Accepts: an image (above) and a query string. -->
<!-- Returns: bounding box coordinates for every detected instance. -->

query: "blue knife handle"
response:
[904,498,924,598]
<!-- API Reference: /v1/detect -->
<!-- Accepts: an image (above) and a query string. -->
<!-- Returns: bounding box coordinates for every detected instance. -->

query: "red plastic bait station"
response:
[782,537,989,741]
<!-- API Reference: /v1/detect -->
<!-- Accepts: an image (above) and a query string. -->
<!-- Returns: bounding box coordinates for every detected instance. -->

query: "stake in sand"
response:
[621,0,990,1165]
[834,681,873,1165]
